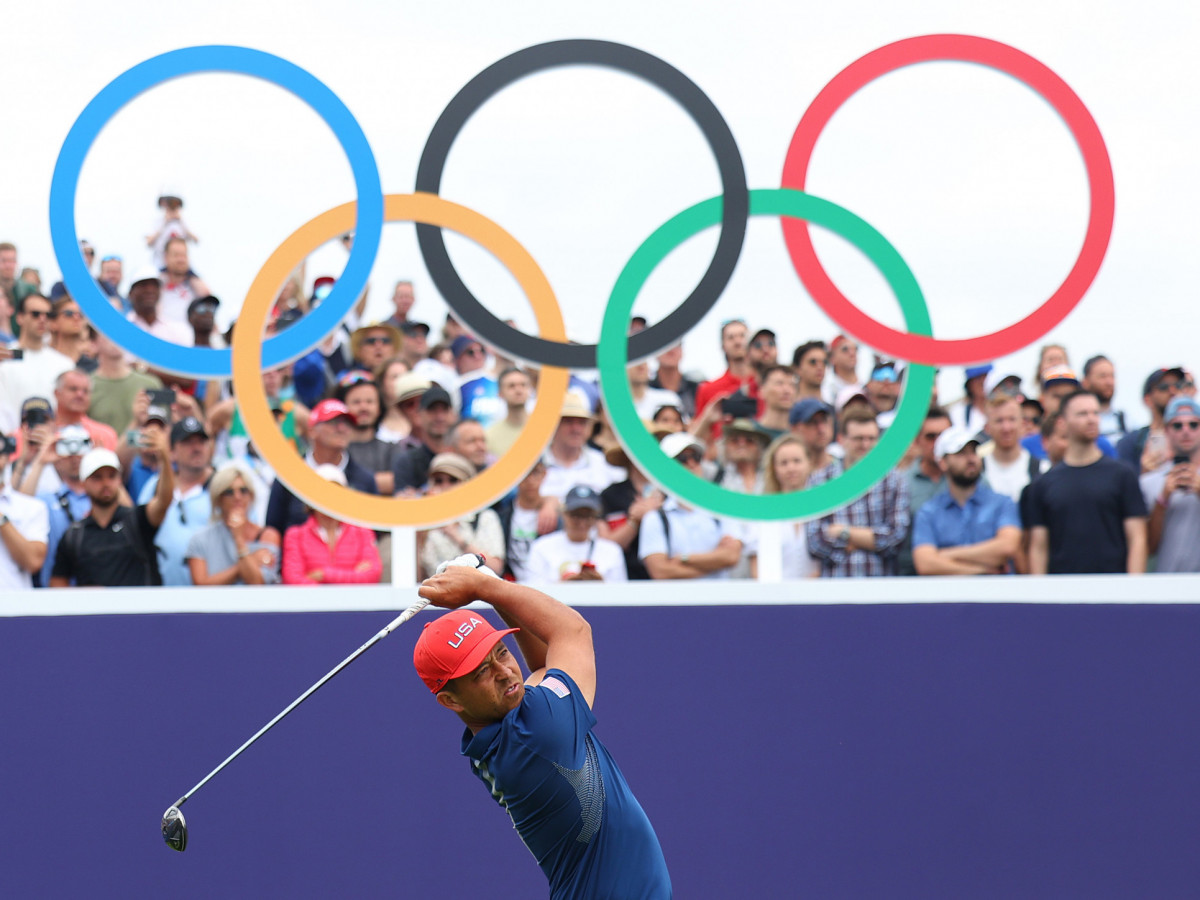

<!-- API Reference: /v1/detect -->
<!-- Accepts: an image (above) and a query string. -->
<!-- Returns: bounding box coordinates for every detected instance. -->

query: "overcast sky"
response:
[4,0,1198,422]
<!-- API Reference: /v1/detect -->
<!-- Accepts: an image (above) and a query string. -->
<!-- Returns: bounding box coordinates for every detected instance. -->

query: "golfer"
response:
[414,560,672,899]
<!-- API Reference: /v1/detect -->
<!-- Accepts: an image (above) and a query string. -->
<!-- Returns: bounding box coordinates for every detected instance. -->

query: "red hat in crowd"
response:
[308,398,355,428]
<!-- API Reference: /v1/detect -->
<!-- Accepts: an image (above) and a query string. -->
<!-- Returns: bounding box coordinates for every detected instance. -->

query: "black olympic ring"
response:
[414,38,749,369]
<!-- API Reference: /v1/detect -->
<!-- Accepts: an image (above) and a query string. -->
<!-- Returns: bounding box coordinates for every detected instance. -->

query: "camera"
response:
[56,434,93,457]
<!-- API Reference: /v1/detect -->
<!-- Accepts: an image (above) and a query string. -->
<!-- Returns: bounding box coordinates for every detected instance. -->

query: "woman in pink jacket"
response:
[281,464,382,585]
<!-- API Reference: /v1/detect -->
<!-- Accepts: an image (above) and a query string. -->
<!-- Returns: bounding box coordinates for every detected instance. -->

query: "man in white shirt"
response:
[540,392,624,501]
[981,395,1035,503]
[525,485,627,583]
[0,431,50,589]
[0,293,75,435]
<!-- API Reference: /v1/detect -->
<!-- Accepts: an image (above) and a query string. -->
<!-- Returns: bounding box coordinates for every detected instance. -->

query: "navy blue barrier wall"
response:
[3,603,1199,899]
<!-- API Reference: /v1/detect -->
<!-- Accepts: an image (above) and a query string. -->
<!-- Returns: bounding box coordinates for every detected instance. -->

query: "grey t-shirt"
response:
[1141,468,1200,573]
[184,522,280,584]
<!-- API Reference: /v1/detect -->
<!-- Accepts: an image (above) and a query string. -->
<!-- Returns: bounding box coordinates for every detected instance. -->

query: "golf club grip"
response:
[381,596,432,637]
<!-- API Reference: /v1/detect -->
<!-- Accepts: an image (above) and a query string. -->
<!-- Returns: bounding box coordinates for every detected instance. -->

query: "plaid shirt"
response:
[806,463,910,577]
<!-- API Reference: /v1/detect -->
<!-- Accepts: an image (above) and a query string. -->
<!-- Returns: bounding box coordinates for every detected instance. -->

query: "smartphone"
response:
[721,394,757,419]
[147,388,177,408]
[1173,453,1191,467]
[9,348,23,361]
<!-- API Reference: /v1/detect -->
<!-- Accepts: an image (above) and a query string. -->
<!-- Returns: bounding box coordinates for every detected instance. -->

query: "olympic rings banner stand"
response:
[4,25,1200,900]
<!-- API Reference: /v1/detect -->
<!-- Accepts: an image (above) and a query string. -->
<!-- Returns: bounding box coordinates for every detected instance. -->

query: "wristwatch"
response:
[837,525,851,544]
[681,553,690,565]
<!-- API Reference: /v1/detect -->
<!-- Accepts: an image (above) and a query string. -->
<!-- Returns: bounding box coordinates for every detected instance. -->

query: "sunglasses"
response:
[361,336,392,346]
[1169,421,1199,432]
[24,310,50,319]
[751,339,775,349]
[430,474,460,487]
[338,370,374,387]
[676,449,703,464]
[461,346,485,357]
[220,486,253,499]
[1154,381,1181,392]
[52,309,83,319]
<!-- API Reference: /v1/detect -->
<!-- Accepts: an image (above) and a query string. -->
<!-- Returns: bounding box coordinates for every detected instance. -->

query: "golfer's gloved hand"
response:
[435,553,500,579]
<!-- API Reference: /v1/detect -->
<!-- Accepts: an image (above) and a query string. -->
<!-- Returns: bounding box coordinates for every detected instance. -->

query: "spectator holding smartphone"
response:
[30,425,93,587]
[1141,396,1200,572]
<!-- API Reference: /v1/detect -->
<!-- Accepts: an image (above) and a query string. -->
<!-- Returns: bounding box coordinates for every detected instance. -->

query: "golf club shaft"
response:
[172,596,431,808]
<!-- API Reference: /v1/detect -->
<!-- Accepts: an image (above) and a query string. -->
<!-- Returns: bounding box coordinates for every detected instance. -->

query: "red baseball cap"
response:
[308,398,355,428]
[413,610,519,693]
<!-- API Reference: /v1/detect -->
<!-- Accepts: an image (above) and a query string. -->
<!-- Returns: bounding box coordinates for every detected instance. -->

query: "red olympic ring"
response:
[780,33,1115,365]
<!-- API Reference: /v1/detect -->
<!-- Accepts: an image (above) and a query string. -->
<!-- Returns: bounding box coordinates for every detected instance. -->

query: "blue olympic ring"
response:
[48,45,384,378]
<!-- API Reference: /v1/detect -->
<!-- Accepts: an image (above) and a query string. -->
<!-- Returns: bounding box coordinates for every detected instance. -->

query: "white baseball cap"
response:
[80,448,122,481]
[660,431,705,460]
[934,427,981,461]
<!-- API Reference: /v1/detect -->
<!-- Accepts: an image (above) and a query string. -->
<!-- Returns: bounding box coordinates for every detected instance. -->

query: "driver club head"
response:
[161,805,188,852]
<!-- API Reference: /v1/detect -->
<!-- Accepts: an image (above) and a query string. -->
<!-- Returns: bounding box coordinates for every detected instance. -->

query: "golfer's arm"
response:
[480,578,595,706]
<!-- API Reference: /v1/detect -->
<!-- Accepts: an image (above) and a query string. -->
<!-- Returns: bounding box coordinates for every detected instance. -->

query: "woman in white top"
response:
[762,434,819,579]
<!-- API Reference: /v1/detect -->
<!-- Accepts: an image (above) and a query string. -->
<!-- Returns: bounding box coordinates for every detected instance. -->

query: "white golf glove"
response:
[435,553,500,578]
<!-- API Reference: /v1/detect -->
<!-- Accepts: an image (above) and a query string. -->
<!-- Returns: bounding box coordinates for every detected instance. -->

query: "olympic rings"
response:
[780,34,1115,366]
[230,193,569,529]
[599,188,936,521]
[49,45,385,378]
[55,37,1110,527]
[414,39,749,369]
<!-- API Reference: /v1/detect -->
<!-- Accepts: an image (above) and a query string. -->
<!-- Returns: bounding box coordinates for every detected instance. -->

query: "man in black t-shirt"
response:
[1027,390,1147,574]
[50,425,174,587]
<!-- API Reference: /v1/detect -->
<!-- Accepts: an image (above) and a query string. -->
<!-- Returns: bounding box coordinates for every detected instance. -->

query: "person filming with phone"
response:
[1140,396,1200,572]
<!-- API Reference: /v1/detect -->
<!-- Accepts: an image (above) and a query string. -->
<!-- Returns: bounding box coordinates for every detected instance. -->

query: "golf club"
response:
[161,593,432,851]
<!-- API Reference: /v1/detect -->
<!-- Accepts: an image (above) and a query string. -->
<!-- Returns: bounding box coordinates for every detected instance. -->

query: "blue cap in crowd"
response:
[1165,396,1200,422]
[789,397,833,426]
[965,363,993,381]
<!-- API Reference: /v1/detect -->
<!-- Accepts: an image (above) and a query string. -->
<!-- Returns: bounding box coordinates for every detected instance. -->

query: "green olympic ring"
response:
[598,187,935,521]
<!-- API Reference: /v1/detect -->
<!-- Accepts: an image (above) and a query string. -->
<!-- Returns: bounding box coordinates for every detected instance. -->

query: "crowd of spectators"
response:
[2,216,1198,592]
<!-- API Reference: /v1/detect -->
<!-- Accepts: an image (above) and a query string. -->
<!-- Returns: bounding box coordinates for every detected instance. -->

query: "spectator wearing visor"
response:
[33,425,93,587]
[912,427,1021,576]
[0,429,50,590]
[526,484,627,583]
[1141,396,1200,572]
[415,453,504,579]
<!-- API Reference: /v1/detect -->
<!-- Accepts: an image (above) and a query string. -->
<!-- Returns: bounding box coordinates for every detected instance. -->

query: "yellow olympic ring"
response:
[231,193,569,529]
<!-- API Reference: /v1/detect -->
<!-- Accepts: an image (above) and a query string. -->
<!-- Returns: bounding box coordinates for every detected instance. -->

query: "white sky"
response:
[3,0,1198,423]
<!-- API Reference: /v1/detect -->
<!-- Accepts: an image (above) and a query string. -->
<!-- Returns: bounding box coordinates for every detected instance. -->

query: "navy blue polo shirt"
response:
[462,668,671,900]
